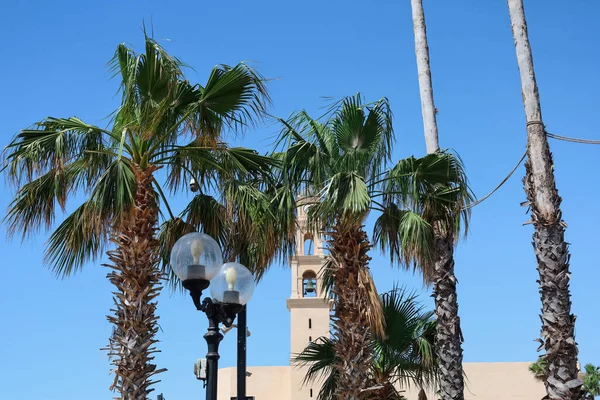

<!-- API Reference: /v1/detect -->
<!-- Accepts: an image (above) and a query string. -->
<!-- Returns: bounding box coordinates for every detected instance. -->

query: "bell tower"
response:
[286,199,331,400]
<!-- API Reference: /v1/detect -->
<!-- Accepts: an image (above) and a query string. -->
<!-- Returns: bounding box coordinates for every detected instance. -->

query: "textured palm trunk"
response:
[410,2,466,397]
[328,221,375,400]
[507,1,582,398]
[365,369,395,400]
[432,234,464,400]
[410,0,439,154]
[105,164,166,400]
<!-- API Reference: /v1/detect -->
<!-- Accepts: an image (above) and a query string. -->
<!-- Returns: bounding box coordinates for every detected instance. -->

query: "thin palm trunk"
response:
[410,1,465,398]
[105,165,165,399]
[506,1,582,398]
[411,0,439,154]
[329,221,375,400]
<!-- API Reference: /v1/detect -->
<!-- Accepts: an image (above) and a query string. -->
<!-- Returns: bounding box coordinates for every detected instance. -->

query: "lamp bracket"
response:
[201,298,243,328]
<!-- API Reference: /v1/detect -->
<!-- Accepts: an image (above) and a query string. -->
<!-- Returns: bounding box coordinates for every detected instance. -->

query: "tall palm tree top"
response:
[2,34,273,278]
[274,93,473,281]
[275,93,394,221]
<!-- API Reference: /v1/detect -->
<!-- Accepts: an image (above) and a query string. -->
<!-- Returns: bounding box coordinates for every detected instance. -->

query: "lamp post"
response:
[171,232,255,400]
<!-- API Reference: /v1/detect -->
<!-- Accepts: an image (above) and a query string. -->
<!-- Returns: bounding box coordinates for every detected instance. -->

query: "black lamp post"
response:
[171,233,255,400]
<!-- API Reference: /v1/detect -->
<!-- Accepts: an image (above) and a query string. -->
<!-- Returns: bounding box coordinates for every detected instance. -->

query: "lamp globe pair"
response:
[169,232,254,305]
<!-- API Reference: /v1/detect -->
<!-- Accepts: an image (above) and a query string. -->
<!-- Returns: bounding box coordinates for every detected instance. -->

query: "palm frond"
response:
[384,151,473,240]
[5,168,67,239]
[217,147,277,180]
[3,117,114,187]
[399,211,435,281]
[222,173,296,281]
[358,266,386,339]
[293,337,339,400]
[319,257,336,300]
[332,95,393,175]
[295,287,438,398]
[88,159,137,222]
[44,201,109,277]
[329,94,393,181]
[182,194,228,247]
[275,113,332,191]
[189,62,270,141]
[373,202,408,266]
[373,204,436,280]
[4,158,102,239]
[161,144,218,193]
[307,172,371,231]
[376,288,438,390]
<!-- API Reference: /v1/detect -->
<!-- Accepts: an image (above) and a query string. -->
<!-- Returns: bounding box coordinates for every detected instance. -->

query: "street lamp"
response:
[171,232,255,400]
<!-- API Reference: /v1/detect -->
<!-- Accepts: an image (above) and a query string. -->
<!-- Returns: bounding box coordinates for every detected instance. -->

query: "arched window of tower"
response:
[302,270,317,297]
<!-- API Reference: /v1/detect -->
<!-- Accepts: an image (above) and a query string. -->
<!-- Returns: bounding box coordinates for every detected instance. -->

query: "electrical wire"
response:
[547,132,600,145]
[461,130,598,210]
[463,150,527,210]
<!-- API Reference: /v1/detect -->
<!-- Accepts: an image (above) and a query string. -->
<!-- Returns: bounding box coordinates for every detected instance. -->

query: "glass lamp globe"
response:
[210,262,255,305]
[170,232,223,283]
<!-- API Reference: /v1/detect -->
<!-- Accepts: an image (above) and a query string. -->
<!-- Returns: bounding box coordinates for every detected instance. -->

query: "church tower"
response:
[286,199,331,400]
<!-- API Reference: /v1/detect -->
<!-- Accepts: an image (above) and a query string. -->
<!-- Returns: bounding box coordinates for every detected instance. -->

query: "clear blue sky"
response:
[0,1,598,399]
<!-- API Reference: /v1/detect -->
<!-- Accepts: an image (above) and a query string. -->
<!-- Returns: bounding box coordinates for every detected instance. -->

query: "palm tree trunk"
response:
[105,164,166,400]
[410,0,439,154]
[506,1,582,398]
[328,221,375,400]
[433,234,464,400]
[410,2,466,398]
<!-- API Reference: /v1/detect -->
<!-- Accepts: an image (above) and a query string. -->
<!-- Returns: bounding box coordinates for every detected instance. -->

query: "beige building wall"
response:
[218,366,291,399]
[401,362,545,399]
[218,362,546,400]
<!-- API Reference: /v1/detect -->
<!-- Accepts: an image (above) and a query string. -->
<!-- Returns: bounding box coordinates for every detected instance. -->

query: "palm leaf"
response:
[88,159,137,222]
[373,202,409,266]
[44,201,109,277]
[275,114,332,191]
[294,337,339,400]
[294,288,438,399]
[4,159,97,239]
[189,62,270,141]
[3,117,114,187]
[182,194,228,247]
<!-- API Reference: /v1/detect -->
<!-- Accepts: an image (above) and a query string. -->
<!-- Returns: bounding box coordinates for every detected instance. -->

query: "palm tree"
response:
[506,1,581,398]
[294,288,438,400]
[529,356,549,381]
[274,93,469,400]
[582,364,600,400]
[408,1,471,397]
[2,34,271,399]
[374,154,472,400]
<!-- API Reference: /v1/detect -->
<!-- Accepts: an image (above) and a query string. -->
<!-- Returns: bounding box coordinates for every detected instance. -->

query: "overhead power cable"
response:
[463,130,598,210]
[547,132,600,145]
[463,151,527,210]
